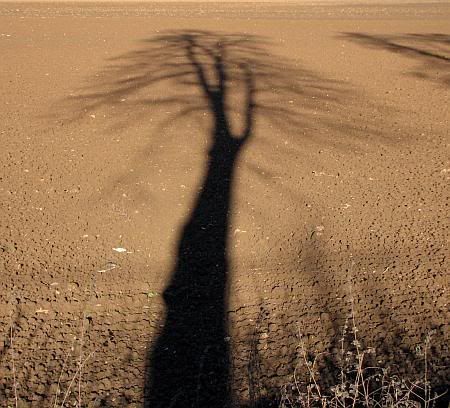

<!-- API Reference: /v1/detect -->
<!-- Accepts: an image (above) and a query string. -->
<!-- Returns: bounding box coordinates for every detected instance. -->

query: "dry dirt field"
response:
[0,1,449,407]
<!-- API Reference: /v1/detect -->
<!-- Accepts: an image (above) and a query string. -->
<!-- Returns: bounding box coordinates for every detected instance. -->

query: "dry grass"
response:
[279,311,446,408]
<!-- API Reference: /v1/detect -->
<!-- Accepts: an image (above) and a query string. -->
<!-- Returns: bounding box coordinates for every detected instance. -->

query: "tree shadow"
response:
[142,31,255,407]
[63,30,352,407]
[341,32,450,86]
[135,30,335,408]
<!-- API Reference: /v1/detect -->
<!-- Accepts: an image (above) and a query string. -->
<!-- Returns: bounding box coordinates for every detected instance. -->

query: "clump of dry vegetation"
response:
[280,311,445,408]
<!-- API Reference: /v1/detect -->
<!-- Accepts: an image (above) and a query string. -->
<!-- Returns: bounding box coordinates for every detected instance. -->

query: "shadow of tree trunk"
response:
[145,138,243,407]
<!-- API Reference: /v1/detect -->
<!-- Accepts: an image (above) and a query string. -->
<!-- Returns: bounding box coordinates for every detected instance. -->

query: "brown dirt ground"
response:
[0,2,449,407]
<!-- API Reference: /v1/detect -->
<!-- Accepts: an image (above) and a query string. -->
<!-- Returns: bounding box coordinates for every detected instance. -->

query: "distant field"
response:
[1,0,449,3]
[1,0,450,19]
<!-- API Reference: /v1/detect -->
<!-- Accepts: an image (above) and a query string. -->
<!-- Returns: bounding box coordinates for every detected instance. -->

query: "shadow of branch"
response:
[341,32,450,86]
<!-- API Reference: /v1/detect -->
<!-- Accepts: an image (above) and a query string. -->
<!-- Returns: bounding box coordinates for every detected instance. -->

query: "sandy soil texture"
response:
[0,2,449,407]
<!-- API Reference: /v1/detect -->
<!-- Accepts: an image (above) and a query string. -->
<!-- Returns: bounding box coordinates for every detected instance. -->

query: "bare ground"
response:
[0,2,449,407]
